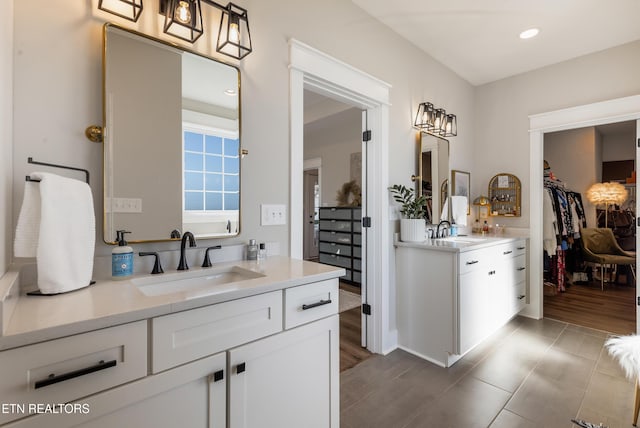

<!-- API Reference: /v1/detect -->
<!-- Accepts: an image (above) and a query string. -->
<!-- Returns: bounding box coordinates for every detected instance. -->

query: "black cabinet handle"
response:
[503,250,513,255]
[466,260,479,265]
[302,299,332,310]
[518,295,526,300]
[517,267,526,271]
[236,363,246,374]
[517,247,526,250]
[34,359,117,389]
[488,270,496,275]
[212,370,224,382]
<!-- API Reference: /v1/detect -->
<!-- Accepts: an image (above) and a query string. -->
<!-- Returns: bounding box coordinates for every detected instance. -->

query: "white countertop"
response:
[394,234,528,253]
[0,257,344,351]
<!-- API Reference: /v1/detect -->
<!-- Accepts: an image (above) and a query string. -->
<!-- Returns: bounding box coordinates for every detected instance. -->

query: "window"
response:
[183,126,239,214]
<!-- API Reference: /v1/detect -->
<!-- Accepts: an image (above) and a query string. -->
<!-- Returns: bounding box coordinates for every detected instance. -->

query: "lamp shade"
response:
[163,0,204,43]
[473,195,490,206]
[217,3,252,60]
[98,0,143,22]
[586,182,628,205]
[414,102,435,130]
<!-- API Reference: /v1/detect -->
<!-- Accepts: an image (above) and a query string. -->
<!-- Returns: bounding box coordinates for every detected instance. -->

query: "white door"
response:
[228,316,339,428]
[303,168,319,260]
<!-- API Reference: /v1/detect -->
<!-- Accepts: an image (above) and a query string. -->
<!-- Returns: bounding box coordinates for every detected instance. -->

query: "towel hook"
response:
[25,157,90,184]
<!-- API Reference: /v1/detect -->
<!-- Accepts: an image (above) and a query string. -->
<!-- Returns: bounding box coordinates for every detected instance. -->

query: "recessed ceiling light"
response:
[224,89,237,96]
[519,28,539,40]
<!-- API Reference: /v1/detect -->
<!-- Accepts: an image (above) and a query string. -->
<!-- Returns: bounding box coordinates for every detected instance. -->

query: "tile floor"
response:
[340,316,635,428]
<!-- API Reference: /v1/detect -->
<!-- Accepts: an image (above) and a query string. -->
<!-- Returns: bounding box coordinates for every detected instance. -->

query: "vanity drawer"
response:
[319,231,353,245]
[459,248,492,275]
[319,242,352,256]
[319,253,352,269]
[498,240,527,259]
[284,279,339,329]
[319,207,353,220]
[0,321,147,425]
[151,291,282,373]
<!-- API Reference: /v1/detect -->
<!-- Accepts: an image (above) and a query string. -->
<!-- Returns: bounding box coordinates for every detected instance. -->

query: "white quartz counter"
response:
[0,257,344,351]
[394,234,527,253]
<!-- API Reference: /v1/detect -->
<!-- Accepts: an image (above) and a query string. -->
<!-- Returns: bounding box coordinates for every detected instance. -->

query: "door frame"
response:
[303,158,321,260]
[289,39,392,354]
[528,94,640,332]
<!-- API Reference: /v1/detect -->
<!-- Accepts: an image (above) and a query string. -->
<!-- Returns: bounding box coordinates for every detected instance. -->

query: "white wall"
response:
[10,0,475,265]
[304,108,362,206]
[0,1,13,275]
[474,41,640,230]
[544,127,600,227]
[601,132,636,162]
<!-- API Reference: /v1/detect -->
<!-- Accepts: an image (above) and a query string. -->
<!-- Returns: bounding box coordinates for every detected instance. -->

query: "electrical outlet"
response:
[109,197,142,213]
[261,204,287,226]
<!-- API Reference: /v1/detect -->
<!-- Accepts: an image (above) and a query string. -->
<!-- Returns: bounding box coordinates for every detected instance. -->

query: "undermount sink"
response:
[132,266,266,297]
[436,236,487,243]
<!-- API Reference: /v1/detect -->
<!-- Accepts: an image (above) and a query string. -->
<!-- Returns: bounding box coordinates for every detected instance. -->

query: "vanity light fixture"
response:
[98,0,252,59]
[159,0,252,59]
[98,0,143,22]
[414,102,457,137]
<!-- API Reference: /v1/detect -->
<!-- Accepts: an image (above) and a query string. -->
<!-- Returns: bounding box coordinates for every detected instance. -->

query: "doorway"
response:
[528,95,640,334]
[541,122,637,334]
[303,165,320,261]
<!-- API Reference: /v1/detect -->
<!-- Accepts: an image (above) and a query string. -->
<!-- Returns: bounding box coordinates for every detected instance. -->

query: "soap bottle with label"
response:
[112,230,133,280]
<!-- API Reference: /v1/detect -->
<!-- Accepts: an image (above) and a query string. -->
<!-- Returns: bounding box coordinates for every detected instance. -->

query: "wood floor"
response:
[543,279,636,334]
[339,281,373,372]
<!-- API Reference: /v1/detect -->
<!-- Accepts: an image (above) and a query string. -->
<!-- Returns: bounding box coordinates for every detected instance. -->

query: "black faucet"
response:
[437,220,451,238]
[178,232,197,270]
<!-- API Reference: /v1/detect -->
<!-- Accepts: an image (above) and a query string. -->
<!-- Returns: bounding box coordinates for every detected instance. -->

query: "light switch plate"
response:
[261,204,287,226]
[108,197,142,213]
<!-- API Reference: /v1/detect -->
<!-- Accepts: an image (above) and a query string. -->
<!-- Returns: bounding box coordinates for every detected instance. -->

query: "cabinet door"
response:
[458,269,490,354]
[6,353,227,428]
[228,315,339,428]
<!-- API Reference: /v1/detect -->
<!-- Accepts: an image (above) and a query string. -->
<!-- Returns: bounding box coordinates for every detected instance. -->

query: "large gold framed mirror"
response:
[102,24,241,244]
[416,132,449,224]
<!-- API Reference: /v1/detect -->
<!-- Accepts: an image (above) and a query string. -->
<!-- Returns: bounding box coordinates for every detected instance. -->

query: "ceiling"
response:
[351,0,640,86]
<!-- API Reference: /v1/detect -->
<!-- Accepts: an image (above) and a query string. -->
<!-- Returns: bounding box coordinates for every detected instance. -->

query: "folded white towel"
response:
[14,172,95,294]
[440,196,468,226]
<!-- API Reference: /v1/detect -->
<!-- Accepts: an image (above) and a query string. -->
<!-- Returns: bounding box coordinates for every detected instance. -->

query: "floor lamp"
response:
[586,182,628,227]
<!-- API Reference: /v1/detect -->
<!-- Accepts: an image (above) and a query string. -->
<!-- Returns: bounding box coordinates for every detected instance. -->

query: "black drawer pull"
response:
[236,363,246,374]
[302,299,332,310]
[488,270,496,276]
[503,250,512,255]
[34,359,117,389]
[517,247,526,250]
[212,370,224,382]
[466,260,479,265]
[518,295,526,300]
[517,267,526,271]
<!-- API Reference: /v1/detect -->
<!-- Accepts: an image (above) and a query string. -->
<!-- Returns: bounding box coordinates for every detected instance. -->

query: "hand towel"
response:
[14,172,95,294]
[440,196,468,226]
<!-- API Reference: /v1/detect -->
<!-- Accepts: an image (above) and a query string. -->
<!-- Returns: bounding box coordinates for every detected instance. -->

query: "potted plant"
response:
[389,184,428,242]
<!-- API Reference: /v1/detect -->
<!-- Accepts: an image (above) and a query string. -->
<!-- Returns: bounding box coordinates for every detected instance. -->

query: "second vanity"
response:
[395,235,528,368]
[0,257,342,428]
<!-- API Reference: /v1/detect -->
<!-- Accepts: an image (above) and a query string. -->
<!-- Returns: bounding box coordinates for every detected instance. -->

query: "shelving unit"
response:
[318,207,362,286]
[488,173,521,217]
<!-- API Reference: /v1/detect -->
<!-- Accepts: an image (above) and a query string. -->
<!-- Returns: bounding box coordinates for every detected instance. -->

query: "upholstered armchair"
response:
[580,227,636,290]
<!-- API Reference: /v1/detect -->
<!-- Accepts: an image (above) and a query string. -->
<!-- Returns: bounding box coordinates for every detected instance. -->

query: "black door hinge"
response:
[637,296,640,306]
[362,130,372,142]
[362,217,371,228]
[362,303,371,315]
[637,138,640,148]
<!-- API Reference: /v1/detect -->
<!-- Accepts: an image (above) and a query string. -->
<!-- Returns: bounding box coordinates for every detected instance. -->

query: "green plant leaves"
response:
[388,184,427,219]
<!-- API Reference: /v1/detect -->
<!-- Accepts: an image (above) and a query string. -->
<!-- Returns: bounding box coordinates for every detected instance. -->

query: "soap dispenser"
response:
[112,230,133,280]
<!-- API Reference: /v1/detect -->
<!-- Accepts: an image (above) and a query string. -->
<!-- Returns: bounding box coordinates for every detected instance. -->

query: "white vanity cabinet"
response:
[396,238,528,367]
[3,278,340,428]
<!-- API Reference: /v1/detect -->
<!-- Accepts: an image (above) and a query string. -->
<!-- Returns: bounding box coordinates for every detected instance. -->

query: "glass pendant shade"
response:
[98,0,143,22]
[433,108,446,133]
[217,3,252,60]
[441,114,457,137]
[414,102,435,130]
[163,0,204,43]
